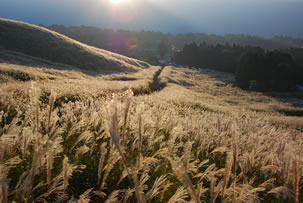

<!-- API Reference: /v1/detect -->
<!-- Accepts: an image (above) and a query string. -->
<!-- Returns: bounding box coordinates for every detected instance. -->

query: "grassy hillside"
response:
[1,61,303,202]
[0,18,150,74]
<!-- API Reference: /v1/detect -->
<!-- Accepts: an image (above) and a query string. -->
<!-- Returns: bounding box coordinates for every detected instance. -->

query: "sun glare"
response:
[111,0,123,4]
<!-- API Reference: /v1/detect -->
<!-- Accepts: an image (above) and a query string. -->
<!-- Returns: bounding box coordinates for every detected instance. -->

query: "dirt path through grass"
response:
[150,66,166,92]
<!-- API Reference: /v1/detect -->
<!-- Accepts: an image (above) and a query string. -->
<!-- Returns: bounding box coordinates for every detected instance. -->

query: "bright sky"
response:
[1,0,303,37]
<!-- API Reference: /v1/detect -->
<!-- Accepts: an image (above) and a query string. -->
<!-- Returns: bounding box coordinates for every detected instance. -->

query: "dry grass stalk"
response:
[232,135,238,203]
[183,141,192,172]
[47,92,56,137]
[137,114,143,170]
[0,176,8,203]
[0,141,5,164]
[109,106,131,178]
[98,143,107,185]
[46,151,54,185]
[210,176,216,203]
[293,155,301,203]
[132,171,147,203]
[222,151,233,201]
[122,99,131,149]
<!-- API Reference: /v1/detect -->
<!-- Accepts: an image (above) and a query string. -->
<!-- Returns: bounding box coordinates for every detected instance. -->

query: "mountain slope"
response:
[0,18,149,74]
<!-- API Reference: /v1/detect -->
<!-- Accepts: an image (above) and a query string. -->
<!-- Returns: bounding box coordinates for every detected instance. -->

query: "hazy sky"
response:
[1,0,303,37]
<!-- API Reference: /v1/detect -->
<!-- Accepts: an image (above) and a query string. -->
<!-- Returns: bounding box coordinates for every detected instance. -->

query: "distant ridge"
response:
[0,18,150,74]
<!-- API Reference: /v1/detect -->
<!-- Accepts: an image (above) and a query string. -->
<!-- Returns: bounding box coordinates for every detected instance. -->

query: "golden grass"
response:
[0,63,160,103]
[0,63,303,202]
[161,66,303,129]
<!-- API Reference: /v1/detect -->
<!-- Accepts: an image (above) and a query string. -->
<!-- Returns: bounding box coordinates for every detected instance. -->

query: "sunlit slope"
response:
[0,18,149,73]
[1,61,303,201]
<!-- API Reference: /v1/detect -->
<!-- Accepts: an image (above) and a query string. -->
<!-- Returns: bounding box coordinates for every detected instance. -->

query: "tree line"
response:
[173,42,264,73]
[47,24,303,65]
[175,33,303,50]
[174,42,303,91]
[236,51,303,90]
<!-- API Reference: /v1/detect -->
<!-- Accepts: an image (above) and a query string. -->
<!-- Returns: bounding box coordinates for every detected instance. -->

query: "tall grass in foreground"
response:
[0,83,302,202]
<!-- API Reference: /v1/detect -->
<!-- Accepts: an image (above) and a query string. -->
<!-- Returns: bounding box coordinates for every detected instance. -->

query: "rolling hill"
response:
[0,18,150,74]
[1,18,303,203]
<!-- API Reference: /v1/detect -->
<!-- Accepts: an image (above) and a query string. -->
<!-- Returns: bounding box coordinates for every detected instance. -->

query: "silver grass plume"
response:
[100,149,120,190]
[62,156,70,192]
[108,106,131,180]
[146,175,167,202]
[75,145,90,161]
[267,186,294,200]
[105,190,120,203]
[167,187,188,203]
[69,130,94,153]
[25,145,43,196]
[238,186,266,203]
[78,188,93,203]
[122,188,134,203]
[45,134,63,185]
[169,157,200,203]
[37,175,64,201]
[61,156,85,192]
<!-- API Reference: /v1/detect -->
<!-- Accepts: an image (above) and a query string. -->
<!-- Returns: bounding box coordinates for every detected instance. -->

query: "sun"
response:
[111,0,123,4]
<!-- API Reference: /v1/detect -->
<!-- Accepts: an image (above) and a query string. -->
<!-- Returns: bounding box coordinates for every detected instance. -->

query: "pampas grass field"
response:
[1,62,303,202]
